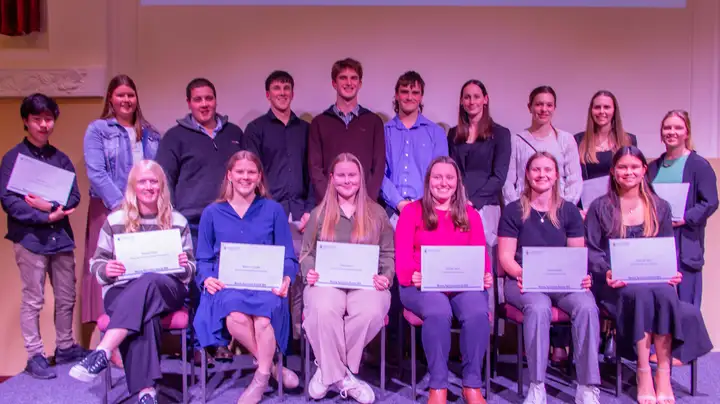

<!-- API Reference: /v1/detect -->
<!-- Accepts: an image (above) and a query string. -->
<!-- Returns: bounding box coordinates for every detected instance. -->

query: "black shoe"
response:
[55,344,92,365]
[68,350,108,382]
[138,392,159,404]
[25,354,56,379]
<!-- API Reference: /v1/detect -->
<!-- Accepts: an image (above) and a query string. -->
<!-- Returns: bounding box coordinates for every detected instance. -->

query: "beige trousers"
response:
[303,286,390,385]
[14,243,76,356]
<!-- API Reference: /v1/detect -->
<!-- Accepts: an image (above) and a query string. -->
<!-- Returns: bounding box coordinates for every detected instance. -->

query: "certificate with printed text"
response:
[652,183,690,221]
[218,243,285,291]
[421,246,485,292]
[521,247,587,293]
[580,175,609,209]
[609,237,677,283]
[6,153,75,206]
[115,229,184,280]
[315,241,379,290]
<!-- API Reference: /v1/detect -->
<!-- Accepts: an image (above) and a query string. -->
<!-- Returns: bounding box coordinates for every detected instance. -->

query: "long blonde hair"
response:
[520,152,564,228]
[578,90,632,164]
[420,156,470,232]
[121,160,174,233]
[313,153,383,244]
[609,146,659,238]
[217,151,271,202]
[661,109,694,151]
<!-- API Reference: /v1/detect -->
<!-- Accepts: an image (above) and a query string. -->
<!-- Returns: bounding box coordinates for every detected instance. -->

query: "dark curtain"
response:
[0,0,41,37]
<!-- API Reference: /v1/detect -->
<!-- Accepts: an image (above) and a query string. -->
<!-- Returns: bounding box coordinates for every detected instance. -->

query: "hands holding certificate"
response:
[24,193,75,222]
[109,252,190,279]
[517,273,592,294]
[411,271,492,290]
[306,268,391,291]
[605,270,683,288]
[204,275,292,296]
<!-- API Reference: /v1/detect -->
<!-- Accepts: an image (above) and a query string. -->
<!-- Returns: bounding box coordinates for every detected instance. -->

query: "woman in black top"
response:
[586,146,712,404]
[575,91,637,211]
[447,79,511,266]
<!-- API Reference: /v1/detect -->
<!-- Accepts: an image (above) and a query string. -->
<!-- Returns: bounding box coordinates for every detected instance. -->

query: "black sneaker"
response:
[25,354,57,379]
[68,350,108,382]
[138,392,158,404]
[55,344,92,365]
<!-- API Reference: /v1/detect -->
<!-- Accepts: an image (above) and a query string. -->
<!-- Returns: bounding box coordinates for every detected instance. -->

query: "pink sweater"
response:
[395,200,491,287]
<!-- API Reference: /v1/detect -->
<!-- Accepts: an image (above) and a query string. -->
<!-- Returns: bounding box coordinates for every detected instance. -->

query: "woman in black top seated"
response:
[585,146,712,404]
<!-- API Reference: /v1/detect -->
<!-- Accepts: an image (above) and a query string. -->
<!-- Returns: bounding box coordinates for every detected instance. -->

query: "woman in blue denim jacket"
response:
[81,74,161,327]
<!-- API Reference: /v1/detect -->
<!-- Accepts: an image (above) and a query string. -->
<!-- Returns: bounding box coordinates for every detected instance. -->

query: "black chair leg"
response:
[615,355,621,397]
[691,359,697,396]
[517,323,523,398]
[484,339,491,399]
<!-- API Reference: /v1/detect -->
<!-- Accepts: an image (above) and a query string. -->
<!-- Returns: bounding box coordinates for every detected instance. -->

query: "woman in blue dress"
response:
[194,150,299,404]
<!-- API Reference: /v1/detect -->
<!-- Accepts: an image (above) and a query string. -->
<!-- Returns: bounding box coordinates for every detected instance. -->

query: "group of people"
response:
[0,56,717,404]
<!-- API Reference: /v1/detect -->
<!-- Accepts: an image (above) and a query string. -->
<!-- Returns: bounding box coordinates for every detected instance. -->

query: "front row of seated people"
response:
[69,148,712,404]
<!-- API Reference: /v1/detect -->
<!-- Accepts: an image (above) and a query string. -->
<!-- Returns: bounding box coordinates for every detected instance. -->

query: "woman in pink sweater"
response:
[395,156,492,404]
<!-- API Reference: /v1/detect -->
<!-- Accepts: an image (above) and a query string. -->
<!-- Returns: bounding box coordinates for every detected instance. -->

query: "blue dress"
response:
[193,197,298,353]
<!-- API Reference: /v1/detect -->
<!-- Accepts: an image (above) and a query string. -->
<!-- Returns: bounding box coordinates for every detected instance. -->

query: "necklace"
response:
[535,210,548,223]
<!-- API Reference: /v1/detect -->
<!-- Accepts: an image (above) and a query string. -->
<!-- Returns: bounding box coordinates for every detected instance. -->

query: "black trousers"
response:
[104,273,187,394]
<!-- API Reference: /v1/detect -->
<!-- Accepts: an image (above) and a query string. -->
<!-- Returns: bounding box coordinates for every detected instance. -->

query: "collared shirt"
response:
[381,114,448,211]
[0,138,81,254]
[332,104,360,127]
[191,115,223,139]
[244,109,314,220]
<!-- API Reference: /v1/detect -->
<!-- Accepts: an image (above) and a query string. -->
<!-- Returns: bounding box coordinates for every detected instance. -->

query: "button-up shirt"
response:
[381,114,448,211]
[191,115,223,139]
[0,138,81,254]
[244,109,314,220]
[332,104,360,127]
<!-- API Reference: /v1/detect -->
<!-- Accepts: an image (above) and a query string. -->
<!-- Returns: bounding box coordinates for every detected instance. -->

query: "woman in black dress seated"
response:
[585,146,712,404]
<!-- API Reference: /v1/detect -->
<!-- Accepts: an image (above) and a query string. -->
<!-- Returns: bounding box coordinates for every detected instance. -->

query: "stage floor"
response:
[0,352,717,403]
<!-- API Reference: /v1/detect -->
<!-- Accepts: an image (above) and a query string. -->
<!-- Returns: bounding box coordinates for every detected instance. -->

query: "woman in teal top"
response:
[647,110,718,310]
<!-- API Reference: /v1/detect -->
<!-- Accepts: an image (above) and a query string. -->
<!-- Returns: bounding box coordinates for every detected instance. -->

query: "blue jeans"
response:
[399,286,490,389]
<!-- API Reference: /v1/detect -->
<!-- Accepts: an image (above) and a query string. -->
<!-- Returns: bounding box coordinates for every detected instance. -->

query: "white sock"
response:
[95,346,111,360]
[139,388,157,399]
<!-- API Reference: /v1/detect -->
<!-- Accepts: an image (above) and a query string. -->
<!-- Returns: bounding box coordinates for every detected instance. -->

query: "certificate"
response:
[421,246,485,292]
[315,241,379,290]
[114,229,184,280]
[218,243,285,291]
[609,237,677,283]
[521,247,587,293]
[580,175,609,209]
[652,183,690,221]
[6,153,75,206]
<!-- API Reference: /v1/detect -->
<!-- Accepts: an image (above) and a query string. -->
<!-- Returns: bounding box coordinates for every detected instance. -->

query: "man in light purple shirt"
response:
[381,71,448,226]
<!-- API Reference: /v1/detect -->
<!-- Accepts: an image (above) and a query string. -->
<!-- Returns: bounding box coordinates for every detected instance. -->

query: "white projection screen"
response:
[141,0,686,7]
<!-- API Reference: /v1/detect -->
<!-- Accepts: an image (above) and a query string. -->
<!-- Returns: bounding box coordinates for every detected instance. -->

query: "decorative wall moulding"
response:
[0,66,106,98]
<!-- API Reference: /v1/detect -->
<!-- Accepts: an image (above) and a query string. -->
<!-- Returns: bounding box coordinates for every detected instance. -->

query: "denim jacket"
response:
[83,118,161,209]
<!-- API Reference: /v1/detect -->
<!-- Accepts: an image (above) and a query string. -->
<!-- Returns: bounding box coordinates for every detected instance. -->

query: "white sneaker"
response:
[575,385,600,404]
[524,382,547,404]
[308,362,330,400]
[335,370,375,404]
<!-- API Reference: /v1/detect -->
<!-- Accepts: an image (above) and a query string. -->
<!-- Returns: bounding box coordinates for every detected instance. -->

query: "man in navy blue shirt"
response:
[245,70,314,341]
[0,94,88,379]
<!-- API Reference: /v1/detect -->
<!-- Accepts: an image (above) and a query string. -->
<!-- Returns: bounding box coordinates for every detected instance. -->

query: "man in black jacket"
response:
[156,78,244,364]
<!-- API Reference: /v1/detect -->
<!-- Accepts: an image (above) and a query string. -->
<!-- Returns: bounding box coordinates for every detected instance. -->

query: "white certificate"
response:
[609,237,677,283]
[521,247,588,293]
[652,183,690,221]
[218,243,285,291]
[114,229,184,280]
[421,246,485,292]
[580,175,609,209]
[315,241,379,290]
[6,153,75,206]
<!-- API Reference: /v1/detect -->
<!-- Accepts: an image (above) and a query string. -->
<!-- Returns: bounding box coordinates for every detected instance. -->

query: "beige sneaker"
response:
[335,370,375,404]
